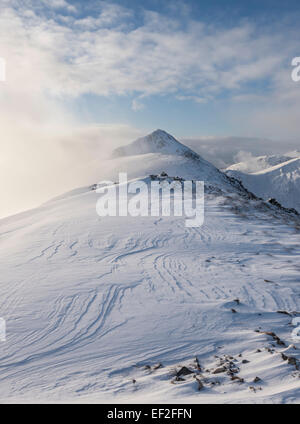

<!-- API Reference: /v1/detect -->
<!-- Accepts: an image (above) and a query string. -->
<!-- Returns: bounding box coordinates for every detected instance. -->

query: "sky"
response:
[0,0,300,218]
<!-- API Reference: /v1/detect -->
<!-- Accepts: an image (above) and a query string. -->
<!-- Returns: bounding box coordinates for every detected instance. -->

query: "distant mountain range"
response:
[226,151,300,212]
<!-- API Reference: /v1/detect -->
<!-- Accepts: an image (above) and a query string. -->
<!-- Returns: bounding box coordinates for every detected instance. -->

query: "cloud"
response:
[131,98,145,111]
[233,151,257,164]
[41,0,76,12]
[0,116,143,219]
[0,1,300,217]
[1,1,298,101]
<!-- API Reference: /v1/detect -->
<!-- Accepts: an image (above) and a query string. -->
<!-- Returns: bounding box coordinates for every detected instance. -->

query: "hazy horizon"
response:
[1,0,300,218]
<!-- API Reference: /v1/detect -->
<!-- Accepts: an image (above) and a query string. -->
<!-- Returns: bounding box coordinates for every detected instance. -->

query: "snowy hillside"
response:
[0,131,300,403]
[113,129,200,159]
[226,153,299,174]
[226,154,300,213]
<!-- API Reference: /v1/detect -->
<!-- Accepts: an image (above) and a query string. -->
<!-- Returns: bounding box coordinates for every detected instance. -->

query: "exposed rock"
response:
[259,330,286,346]
[171,376,185,383]
[195,357,202,371]
[212,366,227,374]
[196,377,204,391]
[281,353,299,370]
[177,366,194,377]
[153,363,163,370]
[288,357,297,366]
[277,310,291,316]
[231,376,244,383]
[249,386,262,392]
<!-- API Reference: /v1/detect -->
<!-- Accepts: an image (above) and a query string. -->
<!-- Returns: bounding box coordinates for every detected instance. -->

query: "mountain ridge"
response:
[226,153,300,212]
[112,129,201,159]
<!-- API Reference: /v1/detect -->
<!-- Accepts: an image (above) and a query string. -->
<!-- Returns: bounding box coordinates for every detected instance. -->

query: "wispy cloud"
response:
[1,1,298,101]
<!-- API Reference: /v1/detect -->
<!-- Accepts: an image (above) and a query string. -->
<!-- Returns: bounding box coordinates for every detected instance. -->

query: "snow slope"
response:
[0,131,300,403]
[226,153,299,174]
[226,155,300,213]
[113,129,200,158]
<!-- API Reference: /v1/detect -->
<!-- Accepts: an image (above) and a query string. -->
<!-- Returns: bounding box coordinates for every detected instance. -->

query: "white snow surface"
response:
[113,129,200,158]
[226,153,299,174]
[0,131,300,403]
[226,153,300,213]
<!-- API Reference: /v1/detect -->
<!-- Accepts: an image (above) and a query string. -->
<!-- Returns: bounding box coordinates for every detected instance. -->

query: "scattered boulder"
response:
[212,366,227,374]
[231,376,244,383]
[177,366,194,377]
[171,376,185,383]
[249,385,262,393]
[195,357,202,372]
[277,310,291,316]
[281,353,299,370]
[258,330,286,346]
[153,363,163,370]
[288,357,297,366]
[195,377,204,391]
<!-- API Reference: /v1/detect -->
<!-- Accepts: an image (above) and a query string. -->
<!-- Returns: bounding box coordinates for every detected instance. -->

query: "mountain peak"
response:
[151,128,169,136]
[112,129,199,159]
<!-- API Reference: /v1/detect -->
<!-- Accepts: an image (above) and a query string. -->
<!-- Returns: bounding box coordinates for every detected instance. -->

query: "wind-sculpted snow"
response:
[0,132,299,403]
[0,186,299,403]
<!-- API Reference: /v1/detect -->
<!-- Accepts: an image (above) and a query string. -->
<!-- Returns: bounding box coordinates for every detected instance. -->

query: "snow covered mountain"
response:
[106,129,233,189]
[226,153,300,213]
[113,129,199,158]
[0,131,299,403]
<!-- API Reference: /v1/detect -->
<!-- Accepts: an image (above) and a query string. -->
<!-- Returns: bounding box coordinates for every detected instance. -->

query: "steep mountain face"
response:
[113,129,200,158]
[0,131,299,403]
[226,154,300,212]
